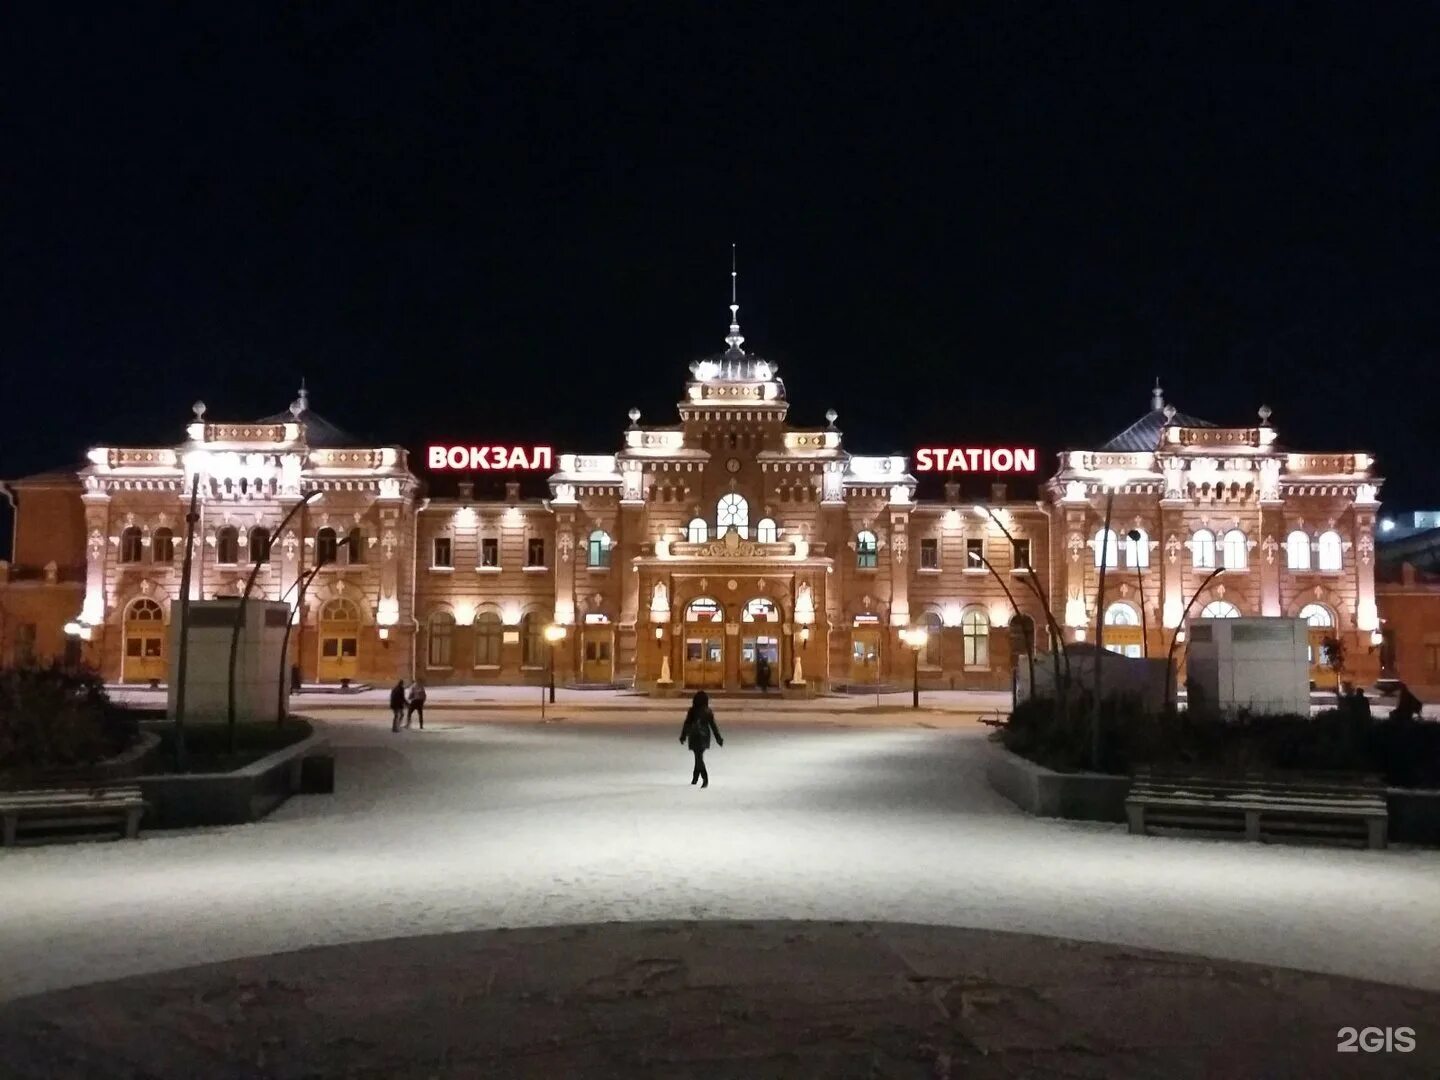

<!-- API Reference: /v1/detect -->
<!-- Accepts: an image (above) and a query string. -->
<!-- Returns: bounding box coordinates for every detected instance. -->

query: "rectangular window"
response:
[1012,538,1031,571]
[480,537,499,567]
[527,537,546,567]
[920,538,939,570]
[432,536,453,568]
[965,538,985,570]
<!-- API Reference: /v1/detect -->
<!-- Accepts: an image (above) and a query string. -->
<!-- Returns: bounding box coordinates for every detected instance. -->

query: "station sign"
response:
[427,445,554,471]
[914,447,1038,473]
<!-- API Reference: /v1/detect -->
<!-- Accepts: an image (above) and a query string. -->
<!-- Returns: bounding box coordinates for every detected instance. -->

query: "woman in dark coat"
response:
[679,690,723,787]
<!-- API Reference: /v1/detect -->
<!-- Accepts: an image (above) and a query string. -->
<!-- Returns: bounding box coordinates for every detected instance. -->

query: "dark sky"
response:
[3,5,1439,527]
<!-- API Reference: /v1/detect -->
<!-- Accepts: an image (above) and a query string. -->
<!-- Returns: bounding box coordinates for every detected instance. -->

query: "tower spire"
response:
[725,243,745,354]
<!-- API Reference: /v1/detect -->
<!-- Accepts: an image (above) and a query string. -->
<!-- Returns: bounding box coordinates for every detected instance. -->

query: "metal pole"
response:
[548,639,556,704]
[978,505,1070,685]
[1165,567,1225,708]
[228,490,319,751]
[972,549,1036,702]
[1128,530,1149,658]
[911,646,919,709]
[172,473,201,770]
[542,642,549,721]
[1091,489,1114,770]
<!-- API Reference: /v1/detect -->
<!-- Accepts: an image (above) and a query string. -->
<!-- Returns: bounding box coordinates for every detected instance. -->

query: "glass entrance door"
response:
[684,636,724,688]
[317,598,361,683]
[740,635,779,687]
[849,628,880,684]
[582,628,614,683]
[122,598,166,684]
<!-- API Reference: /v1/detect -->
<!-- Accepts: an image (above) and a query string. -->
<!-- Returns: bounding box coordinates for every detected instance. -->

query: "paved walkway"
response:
[2,921,1435,1078]
[1,717,1436,1012]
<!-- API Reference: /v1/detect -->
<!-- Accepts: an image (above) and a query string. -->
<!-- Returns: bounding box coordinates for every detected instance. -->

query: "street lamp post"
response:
[1165,567,1225,707]
[274,532,355,725]
[1126,528,1149,657]
[543,624,567,719]
[972,506,1070,685]
[968,548,1037,699]
[898,626,927,709]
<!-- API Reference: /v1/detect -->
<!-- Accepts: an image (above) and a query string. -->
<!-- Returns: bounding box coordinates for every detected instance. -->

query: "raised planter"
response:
[1387,787,1440,845]
[0,732,162,790]
[133,721,327,829]
[984,741,1129,823]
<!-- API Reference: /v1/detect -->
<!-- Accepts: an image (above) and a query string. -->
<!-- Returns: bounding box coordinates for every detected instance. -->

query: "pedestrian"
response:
[389,680,406,733]
[290,664,302,695]
[679,690,723,787]
[755,654,771,693]
[407,679,427,729]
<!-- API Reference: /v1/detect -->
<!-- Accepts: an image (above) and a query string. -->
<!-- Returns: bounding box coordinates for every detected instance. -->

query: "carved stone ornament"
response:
[1358,535,1373,565]
[1165,534,1181,564]
[1067,533,1085,563]
[892,534,908,564]
[558,531,574,564]
[1262,535,1278,564]
[727,578,738,591]
[698,529,766,558]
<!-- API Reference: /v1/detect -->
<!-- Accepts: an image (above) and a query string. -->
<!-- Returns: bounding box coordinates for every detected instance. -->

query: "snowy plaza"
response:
[2,701,1438,1005]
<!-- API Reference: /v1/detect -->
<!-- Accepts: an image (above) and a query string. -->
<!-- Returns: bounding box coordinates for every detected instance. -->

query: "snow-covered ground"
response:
[1,713,1437,1003]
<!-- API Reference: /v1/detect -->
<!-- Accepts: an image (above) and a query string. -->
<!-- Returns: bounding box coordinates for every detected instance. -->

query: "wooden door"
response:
[849,629,880,684]
[582,629,614,683]
[684,635,724,688]
[740,635,779,687]
[122,598,166,684]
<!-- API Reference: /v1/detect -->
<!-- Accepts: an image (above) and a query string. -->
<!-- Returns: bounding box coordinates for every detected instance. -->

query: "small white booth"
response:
[166,599,292,723]
[1184,616,1309,716]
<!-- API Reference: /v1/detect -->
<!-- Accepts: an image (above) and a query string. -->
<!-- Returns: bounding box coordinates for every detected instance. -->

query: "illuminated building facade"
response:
[0,301,1389,694]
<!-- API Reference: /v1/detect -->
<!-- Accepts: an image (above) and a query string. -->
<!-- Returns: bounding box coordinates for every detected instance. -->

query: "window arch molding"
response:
[1199,599,1241,619]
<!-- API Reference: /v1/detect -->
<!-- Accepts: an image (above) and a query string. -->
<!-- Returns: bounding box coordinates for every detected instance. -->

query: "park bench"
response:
[0,785,146,847]
[1125,769,1388,850]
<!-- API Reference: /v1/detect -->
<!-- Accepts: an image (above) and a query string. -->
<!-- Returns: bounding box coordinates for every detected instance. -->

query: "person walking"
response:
[679,690,723,787]
[406,680,428,729]
[389,680,406,733]
[755,654,772,693]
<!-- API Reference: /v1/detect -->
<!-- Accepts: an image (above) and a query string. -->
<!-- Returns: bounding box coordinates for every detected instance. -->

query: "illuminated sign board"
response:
[428,445,553,471]
[914,447,1037,473]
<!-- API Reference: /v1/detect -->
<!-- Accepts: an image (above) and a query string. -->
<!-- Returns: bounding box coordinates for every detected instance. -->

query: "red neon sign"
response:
[914,448,1038,473]
[428,445,554,471]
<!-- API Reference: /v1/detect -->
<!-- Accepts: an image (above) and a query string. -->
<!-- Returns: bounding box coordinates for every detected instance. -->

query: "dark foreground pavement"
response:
[2,921,1436,1079]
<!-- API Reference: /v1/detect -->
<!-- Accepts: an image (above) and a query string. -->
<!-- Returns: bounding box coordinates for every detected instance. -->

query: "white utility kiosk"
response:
[1184,616,1310,715]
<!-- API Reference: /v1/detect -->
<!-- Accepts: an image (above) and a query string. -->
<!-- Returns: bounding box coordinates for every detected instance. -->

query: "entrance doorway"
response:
[740,597,781,687]
[582,621,614,683]
[318,597,361,683]
[1299,603,1337,689]
[849,617,881,684]
[1102,603,1143,658]
[122,597,166,684]
[684,597,725,688]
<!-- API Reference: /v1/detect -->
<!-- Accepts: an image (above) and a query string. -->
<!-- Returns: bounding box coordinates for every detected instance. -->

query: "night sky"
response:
[4,6,1439,548]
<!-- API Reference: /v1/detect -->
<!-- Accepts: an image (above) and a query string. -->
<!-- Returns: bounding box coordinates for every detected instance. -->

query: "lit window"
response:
[1317,531,1342,571]
[856,530,878,568]
[717,494,749,538]
[249,527,272,563]
[1286,531,1311,570]
[922,611,942,667]
[527,537,546,567]
[217,527,239,565]
[317,527,339,565]
[432,535,452,568]
[587,530,612,568]
[120,527,143,564]
[962,609,989,667]
[966,537,985,569]
[1199,600,1240,619]
[152,528,175,564]
[1011,538,1031,571]
[1298,603,1333,627]
[1124,529,1149,568]
[1192,529,1216,569]
[1221,529,1248,570]
[1104,603,1139,626]
[520,613,543,664]
[473,612,502,665]
[756,518,778,543]
[742,597,778,622]
[920,537,939,569]
[1094,528,1119,568]
[481,537,499,567]
[687,518,708,543]
[427,612,455,667]
[346,527,364,564]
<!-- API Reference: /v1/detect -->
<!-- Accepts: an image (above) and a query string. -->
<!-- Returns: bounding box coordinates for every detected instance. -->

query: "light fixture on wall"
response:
[378,627,390,641]
[654,625,664,640]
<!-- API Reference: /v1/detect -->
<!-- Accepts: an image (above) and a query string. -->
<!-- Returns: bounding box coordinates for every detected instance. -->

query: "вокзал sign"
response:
[428,445,554,470]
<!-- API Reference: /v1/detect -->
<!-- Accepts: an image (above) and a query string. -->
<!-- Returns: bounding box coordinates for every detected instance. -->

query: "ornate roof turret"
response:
[683,248,786,406]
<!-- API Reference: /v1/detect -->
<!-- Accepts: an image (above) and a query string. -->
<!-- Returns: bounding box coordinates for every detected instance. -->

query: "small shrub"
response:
[0,663,133,772]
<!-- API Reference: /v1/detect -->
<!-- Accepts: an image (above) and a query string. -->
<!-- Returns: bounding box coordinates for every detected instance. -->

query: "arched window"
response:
[216,526,239,565]
[686,597,723,622]
[473,611,502,666]
[856,530,878,568]
[587,530,612,568]
[127,597,164,622]
[1104,602,1139,626]
[1221,529,1248,570]
[1286,530,1311,570]
[427,611,455,668]
[687,518,708,543]
[756,517,778,543]
[1317,530,1343,571]
[346,527,365,564]
[320,597,360,623]
[1298,603,1333,627]
[1094,528,1119,568]
[120,527,143,564]
[249,527,272,563]
[152,527,175,564]
[1009,613,1035,658]
[962,609,989,668]
[1192,529,1216,569]
[316,527,338,565]
[1199,600,1241,619]
[520,613,544,666]
[716,494,749,538]
[1124,529,1149,568]
[921,610,943,667]
[742,597,778,622]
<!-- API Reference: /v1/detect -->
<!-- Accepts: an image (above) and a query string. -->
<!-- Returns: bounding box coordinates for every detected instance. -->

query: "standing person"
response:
[679,690,723,787]
[389,680,406,733]
[756,653,771,693]
[407,680,427,729]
